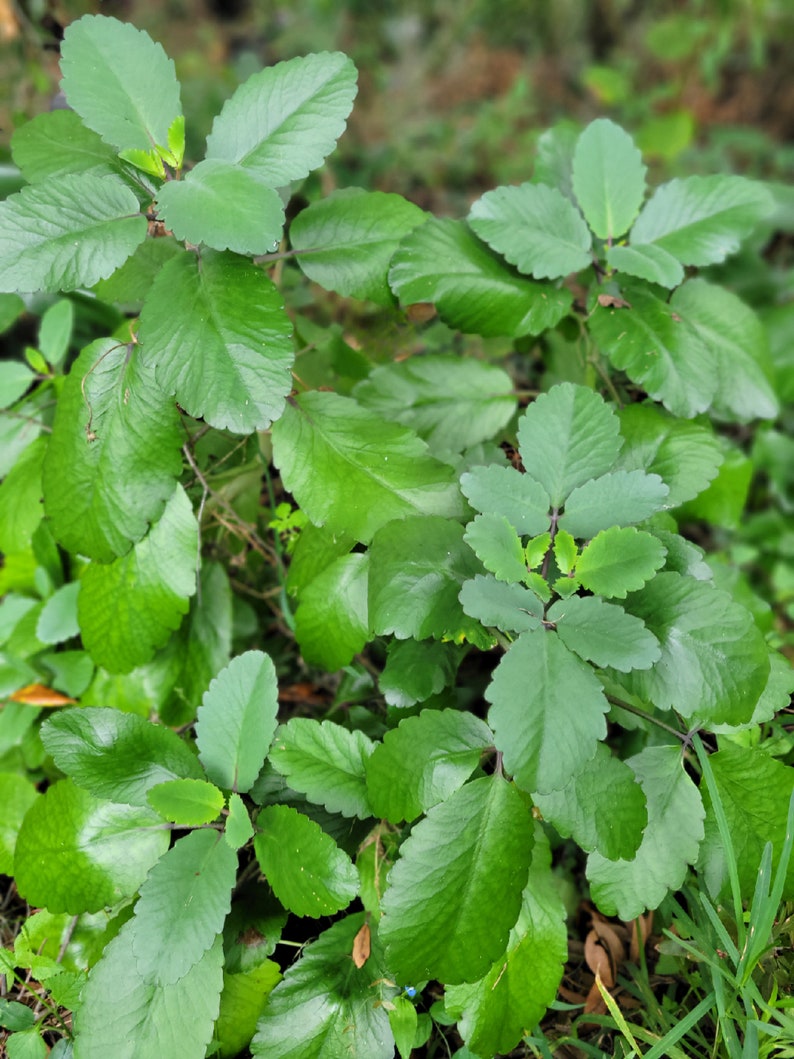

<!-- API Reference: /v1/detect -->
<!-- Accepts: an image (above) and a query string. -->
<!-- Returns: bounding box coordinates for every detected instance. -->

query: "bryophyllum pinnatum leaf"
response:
[36,581,80,645]
[269,718,374,819]
[155,159,285,255]
[532,743,648,860]
[379,776,533,984]
[468,183,592,280]
[615,403,723,507]
[195,650,279,794]
[251,914,396,1059]
[205,51,357,186]
[619,571,770,725]
[459,573,544,635]
[294,552,369,670]
[671,278,778,422]
[40,706,203,806]
[42,339,183,563]
[388,217,572,337]
[146,778,225,825]
[587,745,704,919]
[547,595,660,672]
[291,188,427,306]
[0,438,45,553]
[486,629,609,794]
[0,360,35,410]
[698,742,794,901]
[460,463,551,536]
[517,383,623,508]
[576,526,667,598]
[369,516,489,643]
[353,354,516,454]
[271,390,465,544]
[605,242,684,288]
[379,638,466,707]
[589,280,718,418]
[77,485,195,674]
[60,15,182,153]
[0,174,146,293]
[571,118,646,241]
[463,513,528,584]
[224,792,255,851]
[14,779,168,914]
[138,250,294,434]
[94,235,183,305]
[74,922,223,1059]
[365,709,493,824]
[558,469,669,538]
[131,828,237,983]
[629,174,774,267]
[532,121,578,200]
[254,804,359,917]
[11,110,122,184]
[446,827,566,1058]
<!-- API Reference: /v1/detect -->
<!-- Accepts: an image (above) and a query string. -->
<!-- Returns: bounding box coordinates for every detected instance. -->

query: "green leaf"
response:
[587,746,704,919]
[12,110,123,184]
[73,922,223,1059]
[0,772,39,874]
[41,706,203,806]
[558,469,669,538]
[224,792,254,851]
[251,914,396,1059]
[205,52,357,185]
[93,236,183,305]
[42,339,183,563]
[589,280,717,418]
[486,630,608,794]
[294,553,369,670]
[0,436,46,554]
[36,581,80,644]
[131,828,237,983]
[671,278,778,421]
[365,709,493,824]
[572,118,646,240]
[254,804,359,917]
[14,779,168,914]
[459,574,544,635]
[138,250,294,434]
[78,485,197,673]
[615,403,723,507]
[370,517,487,642]
[698,742,794,901]
[460,464,551,536]
[291,188,426,306]
[380,776,533,983]
[379,639,465,707]
[60,15,182,154]
[533,743,647,860]
[269,719,374,819]
[353,355,516,455]
[463,513,527,583]
[155,160,285,255]
[0,174,146,293]
[553,529,577,574]
[215,961,282,1058]
[629,174,774,267]
[533,122,578,200]
[195,650,279,794]
[147,778,225,825]
[388,217,572,337]
[606,242,684,288]
[389,996,418,1059]
[271,391,464,544]
[446,827,566,1057]
[547,595,660,672]
[38,299,73,368]
[0,361,36,409]
[516,383,622,508]
[576,526,667,598]
[6,1028,47,1059]
[0,999,37,1032]
[620,572,770,725]
[468,183,592,280]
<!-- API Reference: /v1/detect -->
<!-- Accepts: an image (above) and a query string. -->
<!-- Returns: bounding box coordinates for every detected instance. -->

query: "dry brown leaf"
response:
[0,0,20,42]
[9,684,77,707]
[352,922,371,968]
[591,915,625,974]
[629,911,654,963]
[584,930,614,987]
[597,293,632,309]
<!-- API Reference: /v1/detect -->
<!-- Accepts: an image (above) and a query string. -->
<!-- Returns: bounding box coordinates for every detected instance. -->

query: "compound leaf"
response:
[379,776,533,984]
[468,183,592,280]
[42,338,183,563]
[60,14,182,153]
[195,650,279,794]
[547,595,660,672]
[572,118,646,240]
[460,464,551,536]
[459,574,544,635]
[206,51,357,185]
[271,391,464,544]
[254,804,359,917]
[486,630,608,794]
[365,709,493,823]
[576,526,667,598]
[138,250,294,434]
[294,552,369,670]
[269,719,374,819]
[587,746,704,919]
[463,513,527,583]
[146,778,225,825]
[558,469,669,538]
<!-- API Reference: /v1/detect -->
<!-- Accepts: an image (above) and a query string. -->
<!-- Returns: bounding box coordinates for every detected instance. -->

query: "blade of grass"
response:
[643,991,716,1059]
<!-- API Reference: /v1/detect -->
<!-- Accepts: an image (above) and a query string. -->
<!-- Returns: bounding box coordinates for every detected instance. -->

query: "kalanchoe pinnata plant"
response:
[0,14,791,1059]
